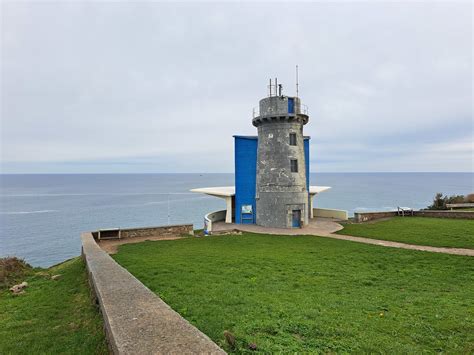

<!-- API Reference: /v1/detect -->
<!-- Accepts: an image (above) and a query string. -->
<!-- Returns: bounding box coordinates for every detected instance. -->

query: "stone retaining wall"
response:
[81,231,225,354]
[413,210,474,219]
[354,210,474,222]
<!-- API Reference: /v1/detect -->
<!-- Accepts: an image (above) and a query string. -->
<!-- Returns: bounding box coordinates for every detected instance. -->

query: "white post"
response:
[309,194,315,219]
[167,193,170,225]
[225,196,232,223]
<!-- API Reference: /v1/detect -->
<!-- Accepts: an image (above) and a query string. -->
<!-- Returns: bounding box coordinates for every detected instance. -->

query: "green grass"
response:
[0,258,107,354]
[113,234,474,353]
[337,217,474,249]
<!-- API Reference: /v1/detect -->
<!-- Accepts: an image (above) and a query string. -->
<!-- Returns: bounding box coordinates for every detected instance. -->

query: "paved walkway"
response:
[213,217,344,236]
[213,218,474,257]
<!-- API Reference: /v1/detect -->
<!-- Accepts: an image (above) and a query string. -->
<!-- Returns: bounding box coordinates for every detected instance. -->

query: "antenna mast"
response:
[296,65,299,98]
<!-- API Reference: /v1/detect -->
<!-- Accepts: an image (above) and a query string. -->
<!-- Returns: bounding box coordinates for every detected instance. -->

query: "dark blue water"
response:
[1,173,472,267]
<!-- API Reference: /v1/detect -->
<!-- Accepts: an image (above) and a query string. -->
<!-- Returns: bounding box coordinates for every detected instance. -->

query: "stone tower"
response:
[252,83,309,228]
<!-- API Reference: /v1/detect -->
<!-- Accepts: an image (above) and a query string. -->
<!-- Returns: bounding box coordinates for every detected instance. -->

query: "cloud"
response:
[1,1,472,173]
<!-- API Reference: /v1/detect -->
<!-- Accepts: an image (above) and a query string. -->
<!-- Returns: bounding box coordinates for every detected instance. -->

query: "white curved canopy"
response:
[309,186,331,195]
[191,185,330,197]
[190,186,235,197]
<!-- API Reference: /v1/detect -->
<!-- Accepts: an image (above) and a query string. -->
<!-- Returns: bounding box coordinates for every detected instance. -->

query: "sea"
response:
[1,173,472,267]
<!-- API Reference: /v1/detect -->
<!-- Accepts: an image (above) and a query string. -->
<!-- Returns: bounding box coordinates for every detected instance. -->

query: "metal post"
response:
[296,65,299,98]
[167,193,170,225]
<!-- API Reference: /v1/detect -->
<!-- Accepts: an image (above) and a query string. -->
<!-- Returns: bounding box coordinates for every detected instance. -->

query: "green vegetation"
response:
[338,217,474,249]
[0,257,34,289]
[113,234,474,353]
[427,192,473,210]
[0,258,107,354]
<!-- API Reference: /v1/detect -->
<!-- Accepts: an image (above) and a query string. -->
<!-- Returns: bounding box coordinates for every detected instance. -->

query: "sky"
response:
[1,1,472,173]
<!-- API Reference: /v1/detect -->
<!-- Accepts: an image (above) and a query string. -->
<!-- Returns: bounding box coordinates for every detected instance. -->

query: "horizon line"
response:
[0,171,473,175]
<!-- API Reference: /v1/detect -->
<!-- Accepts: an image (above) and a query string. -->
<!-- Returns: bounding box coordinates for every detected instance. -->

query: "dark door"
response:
[288,98,295,113]
[292,210,301,228]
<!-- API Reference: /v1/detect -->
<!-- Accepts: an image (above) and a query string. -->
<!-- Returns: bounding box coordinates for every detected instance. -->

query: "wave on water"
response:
[143,196,210,206]
[1,210,58,215]
[2,192,198,197]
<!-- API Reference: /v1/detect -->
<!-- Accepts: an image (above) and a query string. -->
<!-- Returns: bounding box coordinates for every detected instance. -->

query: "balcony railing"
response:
[252,104,309,118]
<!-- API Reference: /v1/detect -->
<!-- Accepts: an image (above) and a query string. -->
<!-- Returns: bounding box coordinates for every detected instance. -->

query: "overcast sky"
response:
[1,1,472,173]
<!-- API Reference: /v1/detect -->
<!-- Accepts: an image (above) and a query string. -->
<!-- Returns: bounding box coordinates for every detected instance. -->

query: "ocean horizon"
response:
[1,172,472,267]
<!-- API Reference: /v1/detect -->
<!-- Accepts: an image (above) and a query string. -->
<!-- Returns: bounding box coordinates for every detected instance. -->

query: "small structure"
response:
[397,207,414,217]
[192,79,331,229]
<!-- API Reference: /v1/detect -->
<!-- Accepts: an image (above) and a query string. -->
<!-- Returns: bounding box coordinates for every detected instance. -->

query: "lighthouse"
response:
[191,77,334,233]
[252,81,310,228]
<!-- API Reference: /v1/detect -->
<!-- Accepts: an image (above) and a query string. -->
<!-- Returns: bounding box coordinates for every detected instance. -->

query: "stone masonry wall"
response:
[256,121,308,228]
[354,210,474,222]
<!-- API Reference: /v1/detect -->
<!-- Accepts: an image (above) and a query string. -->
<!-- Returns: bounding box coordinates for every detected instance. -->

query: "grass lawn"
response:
[0,258,107,354]
[337,217,474,249]
[113,233,474,353]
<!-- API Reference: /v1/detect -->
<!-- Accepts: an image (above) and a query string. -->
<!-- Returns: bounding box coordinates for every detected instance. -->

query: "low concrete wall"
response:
[120,224,194,239]
[414,210,474,219]
[204,210,226,234]
[354,211,398,223]
[81,232,225,354]
[313,208,348,220]
[355,210,474,222]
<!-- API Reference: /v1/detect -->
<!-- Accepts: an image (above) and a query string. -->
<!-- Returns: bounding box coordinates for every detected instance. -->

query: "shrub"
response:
[426,193,466,210]
[465,193,474,203]
[0,257,32,289]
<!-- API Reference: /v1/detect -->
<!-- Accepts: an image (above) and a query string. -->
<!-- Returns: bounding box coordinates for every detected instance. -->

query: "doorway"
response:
[292,210,301,228]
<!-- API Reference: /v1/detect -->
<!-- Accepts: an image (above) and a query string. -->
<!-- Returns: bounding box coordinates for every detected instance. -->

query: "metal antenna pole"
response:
[167,193,170,225]
[269,78,272,96]
[296,65,299,98]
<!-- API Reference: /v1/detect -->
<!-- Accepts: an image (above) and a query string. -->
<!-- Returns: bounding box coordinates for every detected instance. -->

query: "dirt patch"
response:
[97,235,187,254]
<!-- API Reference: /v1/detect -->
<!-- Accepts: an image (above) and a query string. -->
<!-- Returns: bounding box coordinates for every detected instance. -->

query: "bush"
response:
[0,257,32,289]
[465,193,474,203]
[426,193,466,210]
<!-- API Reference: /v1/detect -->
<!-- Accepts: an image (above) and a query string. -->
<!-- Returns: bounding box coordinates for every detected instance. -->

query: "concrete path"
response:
[323,233,474,256]
[213,218,474,257]
[213,217,343,236]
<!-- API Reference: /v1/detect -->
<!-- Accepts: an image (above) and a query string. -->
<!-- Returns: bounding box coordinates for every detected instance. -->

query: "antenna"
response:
[275,77,278,97]
[296,65,299,98]
[269,78,272,96]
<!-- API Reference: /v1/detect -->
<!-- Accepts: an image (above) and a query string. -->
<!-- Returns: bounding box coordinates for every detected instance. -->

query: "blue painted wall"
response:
[234,136,257,224]
[234,135,311,224]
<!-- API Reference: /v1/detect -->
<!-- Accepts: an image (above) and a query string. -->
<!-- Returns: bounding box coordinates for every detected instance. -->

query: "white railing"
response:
[252,103,309,118]
[298,104,309,115]
[252,107,258,118]
[204,210,226,235]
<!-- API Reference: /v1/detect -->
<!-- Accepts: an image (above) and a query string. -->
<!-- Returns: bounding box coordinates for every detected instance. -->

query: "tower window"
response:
[289,133,297,146]
[290,159,298,173]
